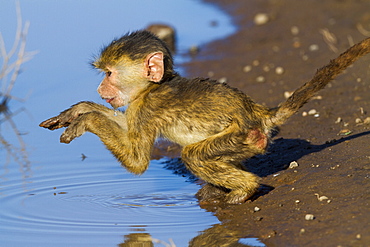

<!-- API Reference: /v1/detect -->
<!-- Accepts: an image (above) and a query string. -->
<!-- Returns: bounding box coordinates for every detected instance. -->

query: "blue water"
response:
[0,1,264,246]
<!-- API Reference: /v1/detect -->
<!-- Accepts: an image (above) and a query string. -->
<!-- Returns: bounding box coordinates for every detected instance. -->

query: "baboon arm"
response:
[61,111,153,174]
[40,104,152,174]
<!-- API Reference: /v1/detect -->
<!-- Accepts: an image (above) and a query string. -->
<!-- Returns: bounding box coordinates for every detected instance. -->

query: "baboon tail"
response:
[270,37,370,126]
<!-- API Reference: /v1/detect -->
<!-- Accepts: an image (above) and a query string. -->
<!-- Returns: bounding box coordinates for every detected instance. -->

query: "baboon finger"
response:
[39,117,70,130]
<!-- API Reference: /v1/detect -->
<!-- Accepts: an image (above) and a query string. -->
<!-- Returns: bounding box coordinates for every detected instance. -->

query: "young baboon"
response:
[40,31,370,204]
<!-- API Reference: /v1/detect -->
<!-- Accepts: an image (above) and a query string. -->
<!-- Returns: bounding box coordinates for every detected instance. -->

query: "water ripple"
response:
[0,159,218,246]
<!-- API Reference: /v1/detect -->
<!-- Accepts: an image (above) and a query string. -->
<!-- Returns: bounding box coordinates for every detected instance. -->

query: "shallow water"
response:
[0,1,266,246]
[1,156,217,246]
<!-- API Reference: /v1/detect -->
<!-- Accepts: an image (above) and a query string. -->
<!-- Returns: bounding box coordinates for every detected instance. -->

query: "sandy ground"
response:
[173,0,370,246]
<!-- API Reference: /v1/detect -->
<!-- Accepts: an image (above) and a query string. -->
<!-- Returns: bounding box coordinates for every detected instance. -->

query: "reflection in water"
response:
[119,232,154,247]
[118,226,265,247]
[0,3,34,178]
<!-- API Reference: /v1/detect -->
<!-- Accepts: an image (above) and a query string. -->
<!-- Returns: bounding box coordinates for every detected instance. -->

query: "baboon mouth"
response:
[104,98,115,103]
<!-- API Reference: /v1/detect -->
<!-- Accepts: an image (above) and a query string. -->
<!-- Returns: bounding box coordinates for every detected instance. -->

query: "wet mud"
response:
[157,0,370,246]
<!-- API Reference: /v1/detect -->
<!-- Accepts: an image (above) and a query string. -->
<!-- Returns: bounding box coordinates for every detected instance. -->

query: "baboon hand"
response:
[39,102,98,130]
[60,114,89,144]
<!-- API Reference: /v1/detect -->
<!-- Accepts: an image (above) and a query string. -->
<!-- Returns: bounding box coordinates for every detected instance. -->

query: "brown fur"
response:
[40,31,370,204]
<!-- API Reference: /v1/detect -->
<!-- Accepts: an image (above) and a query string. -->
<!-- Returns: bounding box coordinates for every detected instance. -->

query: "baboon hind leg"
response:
[182,155,261,204]
[181,132,262,203]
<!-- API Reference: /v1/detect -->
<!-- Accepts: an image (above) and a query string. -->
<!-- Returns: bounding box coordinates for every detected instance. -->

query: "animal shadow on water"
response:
[163,130,370,204]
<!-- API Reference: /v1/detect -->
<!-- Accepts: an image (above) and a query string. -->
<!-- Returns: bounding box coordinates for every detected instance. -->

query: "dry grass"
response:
[0,2,35,173]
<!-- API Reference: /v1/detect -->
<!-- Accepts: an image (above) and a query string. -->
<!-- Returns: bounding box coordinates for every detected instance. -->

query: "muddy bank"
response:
[181,0,369,246]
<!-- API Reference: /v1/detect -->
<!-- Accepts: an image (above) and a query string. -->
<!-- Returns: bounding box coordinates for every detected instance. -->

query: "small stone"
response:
[275,66,284,75]
[254,13,269,25]
[254,206,261,212]
[256,76,265,83]
[243,65,252,73]
[360,107,365,115]
[263,65,270,72]
[218,77,227,83]
[363,117,370,124]
[293,40,301,48]
[284,91,293,99]
[309,44,319,51]
[335,117,342,124]
[308,109,317,115]
[289,161,299,169]
[305,214,315,220]
[295,200,300,204]
[355,118,362,124]
[252,60,260,66]
[302,111,308,117]
[254,216,263,221]
[312,95,323,100]
[291,26,300,35]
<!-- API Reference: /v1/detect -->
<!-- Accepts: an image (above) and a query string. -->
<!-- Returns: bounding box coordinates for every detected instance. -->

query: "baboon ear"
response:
[144,52,164,83]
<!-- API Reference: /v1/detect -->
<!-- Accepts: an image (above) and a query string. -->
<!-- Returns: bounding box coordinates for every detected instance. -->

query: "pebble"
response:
[309,44,319,51]
[243,65,252,73]
[284,91,293,99]
[291,26,300,35]
[312,95,323,100]
[254,206,261,212]
[218,77,227,83]
[254,13,269,25]
[254,216,263,221]
[275,66,284,75]
[256,76,265,83]
[302,111,308,117]
[335,117,342,124]
[305,214,315,220]
[360,107,365,115]
[363,117,370,124]
[263,65,270,72]
[308,109,317,115]
[355,118,362,124]
[289,161,299,169]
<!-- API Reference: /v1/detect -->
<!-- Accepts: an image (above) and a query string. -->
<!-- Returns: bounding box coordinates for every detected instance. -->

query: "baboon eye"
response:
[106,71,112,77]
